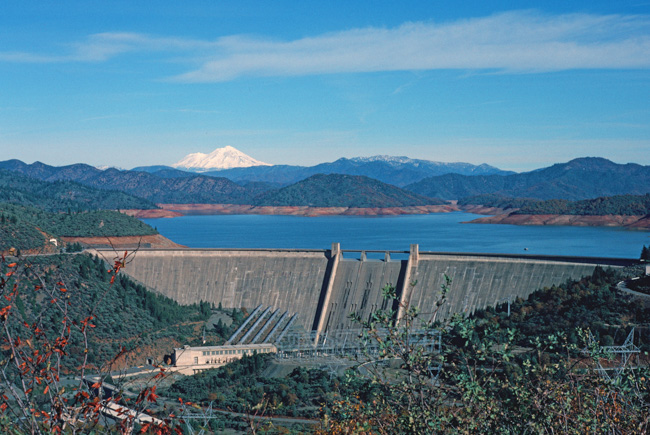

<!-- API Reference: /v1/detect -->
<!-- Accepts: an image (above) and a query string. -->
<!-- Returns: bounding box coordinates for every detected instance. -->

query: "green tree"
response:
[642,245,650,261]
[319,280,650,434]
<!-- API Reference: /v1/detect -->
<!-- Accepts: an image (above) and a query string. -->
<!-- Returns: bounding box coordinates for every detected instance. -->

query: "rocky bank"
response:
[61,234,186,249]
[465,211,650,229]
[157,203,459,216]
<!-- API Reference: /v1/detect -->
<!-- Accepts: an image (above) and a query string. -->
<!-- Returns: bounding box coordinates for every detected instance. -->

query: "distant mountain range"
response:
[2,156,649,208]
[135,149,512,187]
[0,160,252,205]
[0,160,441,208]
[405,157,650,200]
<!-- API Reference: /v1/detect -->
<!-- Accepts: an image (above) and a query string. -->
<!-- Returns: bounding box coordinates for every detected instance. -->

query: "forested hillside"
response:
[471,265,649,349]
[460,193,650,216]
[253,173,443,207]
[0,203,157,237]
[0,203,158,251]
[0,169,156,212]
[0,160,254,204]
[407,157,650,200]
[3,157,650,211]
[1,253,212,371]
[199,156,510,187]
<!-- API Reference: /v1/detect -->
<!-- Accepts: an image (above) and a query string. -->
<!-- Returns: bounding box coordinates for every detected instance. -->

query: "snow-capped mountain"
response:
[96,165,124,171]
[348,155,505,174]
[198,155,512,187]
[350,155,414,164]
[172,146,270,171]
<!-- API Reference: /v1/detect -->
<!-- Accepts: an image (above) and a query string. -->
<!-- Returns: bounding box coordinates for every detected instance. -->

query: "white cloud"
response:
[175,11,650,81]
[2,11,649,79]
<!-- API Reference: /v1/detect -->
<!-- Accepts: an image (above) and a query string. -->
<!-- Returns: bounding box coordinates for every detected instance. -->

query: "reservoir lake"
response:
[143,212,650,259]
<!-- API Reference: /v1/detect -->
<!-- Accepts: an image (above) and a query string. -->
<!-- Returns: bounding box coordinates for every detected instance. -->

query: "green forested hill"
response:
[0,210,49,251]
[0,169,156,212]
[2,253,211,371]
[459,193,650,216]
[407,157,650,200]
[1,160,444,207]
[0,161,254,204]
[0,203,158,251]
[469,266,649,349]
[253,173,443,207]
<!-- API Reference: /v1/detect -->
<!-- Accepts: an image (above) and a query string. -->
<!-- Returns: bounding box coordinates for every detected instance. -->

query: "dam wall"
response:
[100,246,633,332]
[114,249,331,331]
[405,254,599,323]
[322,256,406,330]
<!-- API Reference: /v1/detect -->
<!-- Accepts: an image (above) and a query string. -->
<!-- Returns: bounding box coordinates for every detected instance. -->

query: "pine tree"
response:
[641,245,650,261]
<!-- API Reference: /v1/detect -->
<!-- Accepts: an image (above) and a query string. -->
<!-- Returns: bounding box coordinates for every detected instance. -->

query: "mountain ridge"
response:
[0,160,441,208]
[405,157,650,200]
[3,157,649,209]
[198,156,512,187]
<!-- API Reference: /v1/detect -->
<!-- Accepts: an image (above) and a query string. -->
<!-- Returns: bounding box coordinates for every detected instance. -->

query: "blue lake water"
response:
[143,212,650,258]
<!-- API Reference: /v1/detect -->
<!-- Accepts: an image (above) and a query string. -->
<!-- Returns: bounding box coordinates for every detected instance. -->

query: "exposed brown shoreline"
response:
[62,234,186,249]
[156,203,459,217]
[122,204,650,230]
[121,209,184,219]
[462,208,650,229]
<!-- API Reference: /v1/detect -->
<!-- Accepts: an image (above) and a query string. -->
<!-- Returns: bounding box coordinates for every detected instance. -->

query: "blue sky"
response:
[1,1,649,172]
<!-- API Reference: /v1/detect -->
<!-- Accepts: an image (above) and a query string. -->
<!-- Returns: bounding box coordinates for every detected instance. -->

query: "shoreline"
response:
[156,203,459,217]
[122,204,650,230]
[62,234,186,250]
[462,208,650,230]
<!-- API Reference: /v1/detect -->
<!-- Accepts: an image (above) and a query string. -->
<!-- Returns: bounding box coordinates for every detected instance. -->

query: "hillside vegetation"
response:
[0,160,445,208]
[0,160,253,204]
[166,353,368,418]
[3,157,650,211]
[253,173,443,207]
[199,156,510,187]
[460,193,650,216]
[1,253,212,371]
[407,157,650,200]
[0,209,49,252]
[0,169,156,212]
[472,265,649,349]
[0,203,158,251]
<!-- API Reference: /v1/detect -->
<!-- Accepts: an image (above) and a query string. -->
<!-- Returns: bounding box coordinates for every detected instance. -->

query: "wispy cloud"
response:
[2,11,649,80]
[0,32,209,63]
[176,11,650,81]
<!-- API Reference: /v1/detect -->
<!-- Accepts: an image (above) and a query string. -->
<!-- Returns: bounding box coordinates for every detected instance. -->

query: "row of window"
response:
[200,347,272,356]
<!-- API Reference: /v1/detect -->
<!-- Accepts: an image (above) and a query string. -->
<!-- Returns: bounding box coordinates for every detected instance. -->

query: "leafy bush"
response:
[319,275,650,433]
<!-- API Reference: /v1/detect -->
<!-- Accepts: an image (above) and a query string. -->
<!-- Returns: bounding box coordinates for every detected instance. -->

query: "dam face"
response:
[107,245,630,332]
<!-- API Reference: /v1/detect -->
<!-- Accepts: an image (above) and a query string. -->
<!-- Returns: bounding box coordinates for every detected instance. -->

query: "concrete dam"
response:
[109,244,633,333]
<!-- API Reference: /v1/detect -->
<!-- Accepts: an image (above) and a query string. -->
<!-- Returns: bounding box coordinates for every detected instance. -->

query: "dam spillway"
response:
[106,244,633,332]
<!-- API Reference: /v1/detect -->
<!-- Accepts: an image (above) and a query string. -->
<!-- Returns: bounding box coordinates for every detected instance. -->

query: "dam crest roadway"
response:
[95,244,636,334]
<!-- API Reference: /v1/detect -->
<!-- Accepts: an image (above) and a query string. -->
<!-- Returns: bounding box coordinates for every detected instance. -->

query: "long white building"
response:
[173,343,277,374]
